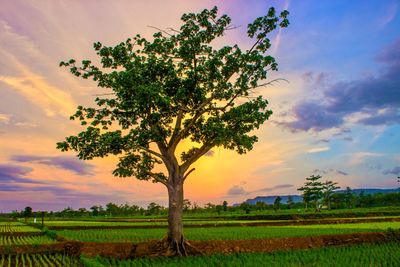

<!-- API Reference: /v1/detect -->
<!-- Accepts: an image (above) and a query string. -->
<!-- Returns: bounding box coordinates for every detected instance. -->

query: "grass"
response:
[56,221,400,243]
[0,235,57,246]
[0,225,40,233]
[0,253,80,267]
[84,242,400,267]
[37,219,286,227]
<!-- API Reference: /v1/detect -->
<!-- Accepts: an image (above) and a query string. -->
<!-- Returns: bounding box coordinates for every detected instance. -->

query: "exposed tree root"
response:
[147,236,203,257]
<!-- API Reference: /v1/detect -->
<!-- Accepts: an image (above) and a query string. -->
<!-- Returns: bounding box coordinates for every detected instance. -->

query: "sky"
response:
[0,0,399,212]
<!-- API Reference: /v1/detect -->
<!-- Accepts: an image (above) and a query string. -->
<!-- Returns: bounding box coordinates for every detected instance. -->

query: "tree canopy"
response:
[57,7,289,187]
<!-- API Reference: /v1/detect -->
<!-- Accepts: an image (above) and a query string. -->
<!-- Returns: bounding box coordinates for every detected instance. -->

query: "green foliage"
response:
[42,227,58,240]
[274,196,282,211]
[298,175,325,211]
[222,200,228,212]
[23,206,32,218]
[56,6,289,187]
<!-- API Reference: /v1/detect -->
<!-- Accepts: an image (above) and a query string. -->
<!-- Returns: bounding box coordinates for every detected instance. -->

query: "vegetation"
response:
[0,253,80,267]
[84,242,400,267]
[55,221,400,243]
[57,5,289,255]
[0,235,56,246]
[0,225,39,233]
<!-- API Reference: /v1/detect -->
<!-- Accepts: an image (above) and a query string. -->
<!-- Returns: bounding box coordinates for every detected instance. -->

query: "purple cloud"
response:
[255,184,294,192]
[284,101,343,131]
[227,185,247,195]
[0,164,43,184]
[11,155,94,175]
[226,184,294,196]
[281,38,400,132]
[383,166,400,175]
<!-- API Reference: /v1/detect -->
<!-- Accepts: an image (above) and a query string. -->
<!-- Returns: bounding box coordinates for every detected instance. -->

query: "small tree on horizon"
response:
[287,195,294,209]
[23,206,33,218]
[274,196,282,211]
[298,175,324,212]
[323,180,340,210]
[57,6,289,255]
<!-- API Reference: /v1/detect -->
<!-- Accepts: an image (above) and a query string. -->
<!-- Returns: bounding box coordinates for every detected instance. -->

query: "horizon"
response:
[1,0,399,212]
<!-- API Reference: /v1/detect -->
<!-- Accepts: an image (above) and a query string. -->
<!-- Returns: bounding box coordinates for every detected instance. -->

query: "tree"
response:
[323,180,340,210]
[274,196,282,211]
[147,202,163,215]
[344,187,354,209]
[23,206,33,218]
[90,205,99,216]
[183,199,192,212]
[287,195,294,209]
[57,6,289,255]
[239,202,251,214]
[222,200,228,212]
[298,175,324,212]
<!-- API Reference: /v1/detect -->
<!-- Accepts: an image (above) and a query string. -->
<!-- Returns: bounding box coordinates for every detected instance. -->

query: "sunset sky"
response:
[1,0,399,212]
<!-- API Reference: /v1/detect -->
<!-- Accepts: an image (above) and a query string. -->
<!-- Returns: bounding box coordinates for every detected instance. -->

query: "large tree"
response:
[57,6,289,255]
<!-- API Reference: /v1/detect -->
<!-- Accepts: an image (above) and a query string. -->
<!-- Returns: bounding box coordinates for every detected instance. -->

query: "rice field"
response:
[0,253,81,267]
[0,235,56,246]
[35,219,283,228]
[1,210,400,266]
[87,242,400,267]
[56,221,400,243]
[0,225,40,233]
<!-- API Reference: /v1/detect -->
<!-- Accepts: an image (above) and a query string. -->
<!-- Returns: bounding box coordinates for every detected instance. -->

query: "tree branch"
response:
[183,168,196,182]
[137,146,166,162]
[181,142,214,172]
[148,172,168,187]
[168,109,184,152]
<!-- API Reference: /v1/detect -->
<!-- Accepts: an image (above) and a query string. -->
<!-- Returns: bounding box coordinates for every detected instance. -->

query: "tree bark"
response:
[168,182,184,243]
[165,173,187,256]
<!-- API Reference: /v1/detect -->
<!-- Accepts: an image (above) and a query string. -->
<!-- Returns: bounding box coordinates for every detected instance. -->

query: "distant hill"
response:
[236,188,400,205]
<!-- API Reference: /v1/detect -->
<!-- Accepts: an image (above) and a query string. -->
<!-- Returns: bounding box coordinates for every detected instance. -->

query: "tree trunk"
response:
[167,183,184,245]
[163,173,190,256]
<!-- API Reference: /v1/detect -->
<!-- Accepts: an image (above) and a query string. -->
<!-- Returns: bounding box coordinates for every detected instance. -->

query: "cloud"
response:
[0,164,42,184]
[0,20,75,117]
[307,146,330,153]
[313,168,348,176]
[255,184,293,192]
[313,169,327,174]
[11,155,94,175]
[350,152,383,165]
[336,170,348,176]
[226,185,247,196]
[383,166,400,175]
[0,66,76,117]
[280,38,400,132]
[226,184,294,196]
[0,113,11,124]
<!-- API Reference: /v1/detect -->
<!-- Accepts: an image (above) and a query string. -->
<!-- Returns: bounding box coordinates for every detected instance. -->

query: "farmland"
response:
[1,207,400,266]
[85,242,400,267]
[55,221,400,243]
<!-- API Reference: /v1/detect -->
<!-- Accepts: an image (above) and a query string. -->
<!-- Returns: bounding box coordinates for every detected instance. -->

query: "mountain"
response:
[236,188,400,205]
